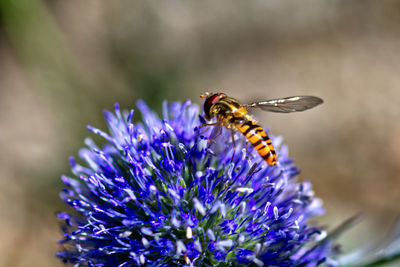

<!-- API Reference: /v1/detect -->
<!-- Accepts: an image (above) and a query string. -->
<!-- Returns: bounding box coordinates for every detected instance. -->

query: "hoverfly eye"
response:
[203,93,223,120]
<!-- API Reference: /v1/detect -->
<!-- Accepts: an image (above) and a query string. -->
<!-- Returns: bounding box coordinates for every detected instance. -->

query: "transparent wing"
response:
[245,96,323,113]
[208,124,223,142]
[206,124,228,155]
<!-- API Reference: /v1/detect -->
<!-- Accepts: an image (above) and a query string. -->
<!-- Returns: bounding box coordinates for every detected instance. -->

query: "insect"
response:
[200,92,323,166]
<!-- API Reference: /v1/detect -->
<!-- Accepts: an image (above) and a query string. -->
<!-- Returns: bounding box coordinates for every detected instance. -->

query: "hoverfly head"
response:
[201,92,226,120]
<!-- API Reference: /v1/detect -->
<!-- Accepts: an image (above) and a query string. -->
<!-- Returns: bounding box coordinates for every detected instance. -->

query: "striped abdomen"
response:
[238,119,277,166]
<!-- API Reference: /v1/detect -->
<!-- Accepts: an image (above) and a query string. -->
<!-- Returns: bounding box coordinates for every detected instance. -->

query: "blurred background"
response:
[1,1,400,266]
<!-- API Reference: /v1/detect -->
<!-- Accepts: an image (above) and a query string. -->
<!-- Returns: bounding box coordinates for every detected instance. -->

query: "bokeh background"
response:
[1,1,400,266]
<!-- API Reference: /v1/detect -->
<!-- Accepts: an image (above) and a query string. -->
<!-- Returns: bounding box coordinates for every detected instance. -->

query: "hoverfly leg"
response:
[198,122,219,135]
[244,140,252,164]
[230,130,236,163]
[208,124,223,145]
[199,122,219,127]
[199,127,210,135]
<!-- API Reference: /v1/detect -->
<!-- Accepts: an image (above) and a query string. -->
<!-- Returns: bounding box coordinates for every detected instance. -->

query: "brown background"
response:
[1,1,400,266]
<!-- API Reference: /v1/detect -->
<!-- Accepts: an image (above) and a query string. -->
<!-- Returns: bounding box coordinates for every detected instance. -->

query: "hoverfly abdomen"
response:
[238,119,277,166]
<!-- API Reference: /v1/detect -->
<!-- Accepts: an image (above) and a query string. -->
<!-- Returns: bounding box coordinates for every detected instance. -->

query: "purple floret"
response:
[57,100,334,266]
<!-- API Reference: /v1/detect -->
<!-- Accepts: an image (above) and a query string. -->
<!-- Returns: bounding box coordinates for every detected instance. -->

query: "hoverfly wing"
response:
[206,124,227,154]
[208,123,223,141]
[245,96,323,113]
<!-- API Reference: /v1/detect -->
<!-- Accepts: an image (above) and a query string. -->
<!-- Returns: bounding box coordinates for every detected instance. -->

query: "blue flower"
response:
[57,100,335,266]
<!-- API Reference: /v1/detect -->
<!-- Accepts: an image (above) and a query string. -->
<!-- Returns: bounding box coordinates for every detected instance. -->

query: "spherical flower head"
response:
[57,100,335,266]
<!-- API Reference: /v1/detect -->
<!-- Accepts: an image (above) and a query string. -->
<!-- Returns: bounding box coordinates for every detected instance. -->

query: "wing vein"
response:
[245,96,323,113]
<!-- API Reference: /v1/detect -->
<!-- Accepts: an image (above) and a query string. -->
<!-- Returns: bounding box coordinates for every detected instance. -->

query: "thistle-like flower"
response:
[57,100,335,266]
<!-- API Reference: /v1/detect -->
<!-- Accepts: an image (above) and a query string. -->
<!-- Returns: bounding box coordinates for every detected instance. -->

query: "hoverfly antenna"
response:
[200,92,212,99]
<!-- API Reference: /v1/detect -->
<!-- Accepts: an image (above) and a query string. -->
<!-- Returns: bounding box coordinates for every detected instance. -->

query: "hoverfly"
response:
[200,92,323,166]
